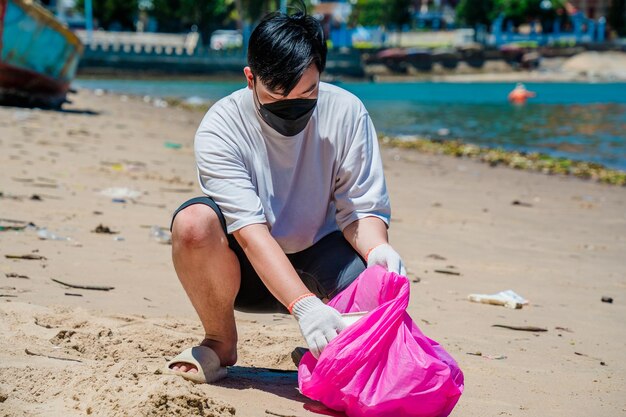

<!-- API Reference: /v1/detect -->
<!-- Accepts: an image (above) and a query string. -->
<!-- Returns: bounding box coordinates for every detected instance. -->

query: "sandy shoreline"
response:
[1,90,625,416]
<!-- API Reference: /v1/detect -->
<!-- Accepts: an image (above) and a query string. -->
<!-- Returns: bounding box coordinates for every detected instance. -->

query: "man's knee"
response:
[171,204,226,250]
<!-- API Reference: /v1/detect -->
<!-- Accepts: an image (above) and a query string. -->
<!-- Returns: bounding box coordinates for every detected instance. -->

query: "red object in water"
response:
[508,84,536,104]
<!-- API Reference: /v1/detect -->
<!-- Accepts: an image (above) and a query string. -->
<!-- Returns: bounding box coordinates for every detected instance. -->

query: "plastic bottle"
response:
[37,228,70,241]
[150,225,172,244]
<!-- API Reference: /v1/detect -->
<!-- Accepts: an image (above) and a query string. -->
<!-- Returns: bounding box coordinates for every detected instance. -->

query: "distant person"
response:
[508,82,536,104]
[165,8,405,383]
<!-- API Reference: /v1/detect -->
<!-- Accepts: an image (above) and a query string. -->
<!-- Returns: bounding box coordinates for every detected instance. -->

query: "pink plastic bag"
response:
[298,266,464,417]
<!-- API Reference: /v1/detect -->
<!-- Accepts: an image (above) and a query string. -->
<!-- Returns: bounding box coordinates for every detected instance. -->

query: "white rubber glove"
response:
[367,243,407,276]
[292,295,346,359]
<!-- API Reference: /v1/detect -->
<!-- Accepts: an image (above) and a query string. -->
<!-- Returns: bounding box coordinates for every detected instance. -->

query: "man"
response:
[167,10,405,384]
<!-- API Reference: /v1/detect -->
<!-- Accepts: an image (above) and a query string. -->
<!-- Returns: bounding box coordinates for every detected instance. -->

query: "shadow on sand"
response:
[1,103,100,116]
[217,366,347,416]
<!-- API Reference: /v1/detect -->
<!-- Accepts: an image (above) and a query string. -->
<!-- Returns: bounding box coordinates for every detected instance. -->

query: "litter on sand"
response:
[164,141,182,149]
[37,228,70,241]
[99,187,142,199]
[466,352,507,360]
[492,324,547,332]
[50,278,114,291]
[434,269,461,276]
[468,290,529,309]
[150,226,172,244]
[5,273,30,279]
[92,224,118,234]
[5,254,46,260]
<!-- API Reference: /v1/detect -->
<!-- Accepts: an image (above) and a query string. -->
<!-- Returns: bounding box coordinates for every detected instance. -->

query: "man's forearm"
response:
[342,216,389,259]
[233,223,310,308]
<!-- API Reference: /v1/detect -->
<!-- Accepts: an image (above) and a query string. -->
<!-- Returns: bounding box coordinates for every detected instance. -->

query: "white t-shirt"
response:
[194,82,390,254]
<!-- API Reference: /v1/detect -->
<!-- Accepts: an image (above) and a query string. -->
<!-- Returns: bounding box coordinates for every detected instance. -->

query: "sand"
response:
[0,90,625,417]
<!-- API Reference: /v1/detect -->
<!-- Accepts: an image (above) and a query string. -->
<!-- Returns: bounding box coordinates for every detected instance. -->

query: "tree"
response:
[75,0,139,30]
[145,0,233,42]
[148,0,185,33]
[456,0,567,28]
[233,0,282,24]
[608,0,626,37]
[349,0,385,27]
[492,0,566,26]
[456,0,495,26]
[180,0,233,41]
[387,0,413,30]
[349,0,411,28]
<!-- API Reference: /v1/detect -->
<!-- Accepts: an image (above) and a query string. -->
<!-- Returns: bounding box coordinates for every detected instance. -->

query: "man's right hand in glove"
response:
[291,293,346,359]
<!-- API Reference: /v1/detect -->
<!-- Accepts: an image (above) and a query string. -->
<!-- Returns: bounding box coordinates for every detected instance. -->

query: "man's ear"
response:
[243,67,254,89]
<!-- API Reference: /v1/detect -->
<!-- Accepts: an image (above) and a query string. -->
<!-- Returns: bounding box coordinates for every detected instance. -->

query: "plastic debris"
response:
[466,352,507,360]
[468,290,529,309]
[150,225,172,244]
[185,96,205,106]
[152,98,168,108]
[99,187,142,199]
[164,141,182,149]
[37,228,70,241]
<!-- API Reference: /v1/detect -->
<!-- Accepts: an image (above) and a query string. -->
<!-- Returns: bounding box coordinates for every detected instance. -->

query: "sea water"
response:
[74,79,626,170]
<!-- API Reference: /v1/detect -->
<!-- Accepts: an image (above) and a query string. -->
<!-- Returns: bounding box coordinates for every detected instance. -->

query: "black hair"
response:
[247,8,326,96]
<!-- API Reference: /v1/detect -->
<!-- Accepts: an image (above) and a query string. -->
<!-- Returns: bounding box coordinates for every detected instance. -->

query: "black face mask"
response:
[254,85,317,137]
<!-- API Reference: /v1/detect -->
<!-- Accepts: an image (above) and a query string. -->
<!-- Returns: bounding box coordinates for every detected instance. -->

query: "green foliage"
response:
[456,0,567,27]
[234,0,312,24]
[493,0,565,25]
[144,0,233,42]
[456,0,495,26]
[350,0,386,27]
[608,0,626,36]
[76,0,139,30]
[349,0,412,28]
[387,0,412,29]
[238,0,276,23]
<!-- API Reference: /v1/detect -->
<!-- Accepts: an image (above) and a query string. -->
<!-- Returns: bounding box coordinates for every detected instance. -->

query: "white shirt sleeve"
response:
[194,112,267,233]
[333,112,391,231]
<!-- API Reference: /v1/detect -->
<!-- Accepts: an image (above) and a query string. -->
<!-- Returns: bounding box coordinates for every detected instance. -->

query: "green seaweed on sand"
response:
[164,97,212,112]
[380,136,626,186]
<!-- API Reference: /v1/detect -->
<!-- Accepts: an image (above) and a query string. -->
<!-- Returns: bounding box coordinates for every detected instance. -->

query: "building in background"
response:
[569,0,612,19]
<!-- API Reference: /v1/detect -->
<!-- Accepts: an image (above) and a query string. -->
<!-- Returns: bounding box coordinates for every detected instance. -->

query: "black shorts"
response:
[171,197,366,313]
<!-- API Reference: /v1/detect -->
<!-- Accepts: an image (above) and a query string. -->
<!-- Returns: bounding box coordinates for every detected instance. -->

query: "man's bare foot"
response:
[169,338,237,373]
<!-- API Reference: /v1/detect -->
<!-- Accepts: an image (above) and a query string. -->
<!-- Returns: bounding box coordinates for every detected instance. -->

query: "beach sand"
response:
[1,90,624,416]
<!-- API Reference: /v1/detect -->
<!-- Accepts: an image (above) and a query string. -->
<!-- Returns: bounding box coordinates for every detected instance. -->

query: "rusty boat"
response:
[0,0,83,108]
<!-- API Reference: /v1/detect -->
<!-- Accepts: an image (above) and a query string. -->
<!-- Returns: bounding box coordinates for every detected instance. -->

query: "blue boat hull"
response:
[0,0,83,108]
